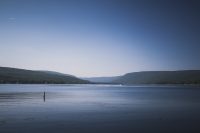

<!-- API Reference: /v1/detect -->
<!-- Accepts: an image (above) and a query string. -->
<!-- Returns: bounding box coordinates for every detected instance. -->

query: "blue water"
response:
[0,84,200,133]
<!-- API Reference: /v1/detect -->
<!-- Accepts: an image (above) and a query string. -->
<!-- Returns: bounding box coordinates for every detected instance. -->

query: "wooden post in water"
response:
[43,91,46,102]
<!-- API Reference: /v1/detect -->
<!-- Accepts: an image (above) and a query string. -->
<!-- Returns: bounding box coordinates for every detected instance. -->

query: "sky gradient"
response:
[0,0,200,77]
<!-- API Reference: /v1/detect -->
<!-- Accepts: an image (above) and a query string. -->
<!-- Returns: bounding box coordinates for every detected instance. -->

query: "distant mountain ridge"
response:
[1,67,200,84]
[113,70,200,84]
[38,70,75,77]
[82,76,120,83]
[0,67,89,84]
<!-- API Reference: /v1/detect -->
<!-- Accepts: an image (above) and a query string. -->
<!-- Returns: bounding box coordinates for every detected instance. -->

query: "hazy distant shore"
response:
[1,67,200,85]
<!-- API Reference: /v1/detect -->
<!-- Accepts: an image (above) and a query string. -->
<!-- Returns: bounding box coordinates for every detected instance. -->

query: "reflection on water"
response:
[0,84,200,133]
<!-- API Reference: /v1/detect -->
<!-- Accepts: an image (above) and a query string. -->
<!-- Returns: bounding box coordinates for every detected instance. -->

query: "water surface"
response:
[0,84,200,133]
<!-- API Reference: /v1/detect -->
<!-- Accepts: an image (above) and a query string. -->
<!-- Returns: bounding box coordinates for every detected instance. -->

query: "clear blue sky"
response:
[0,0,200,77]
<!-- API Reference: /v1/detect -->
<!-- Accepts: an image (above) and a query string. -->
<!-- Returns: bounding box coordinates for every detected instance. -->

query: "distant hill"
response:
[0,67,89,84]
[1,67,200,85]
[113,70,200,84]
[82,76,120,83]
[38,70,75,77]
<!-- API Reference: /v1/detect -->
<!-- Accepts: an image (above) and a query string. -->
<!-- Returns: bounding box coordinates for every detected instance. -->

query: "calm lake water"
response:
[0,84,200,133]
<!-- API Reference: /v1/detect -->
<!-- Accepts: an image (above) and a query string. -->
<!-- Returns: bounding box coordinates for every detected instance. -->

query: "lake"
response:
[0,84,200,133]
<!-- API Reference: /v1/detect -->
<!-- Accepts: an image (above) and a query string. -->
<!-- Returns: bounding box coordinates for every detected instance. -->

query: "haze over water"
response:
[0,84,200,133]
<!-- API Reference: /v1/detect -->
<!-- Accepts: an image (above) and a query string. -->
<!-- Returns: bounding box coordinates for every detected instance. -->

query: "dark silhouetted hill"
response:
[113,70,200,84]
[0,67,89,84]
